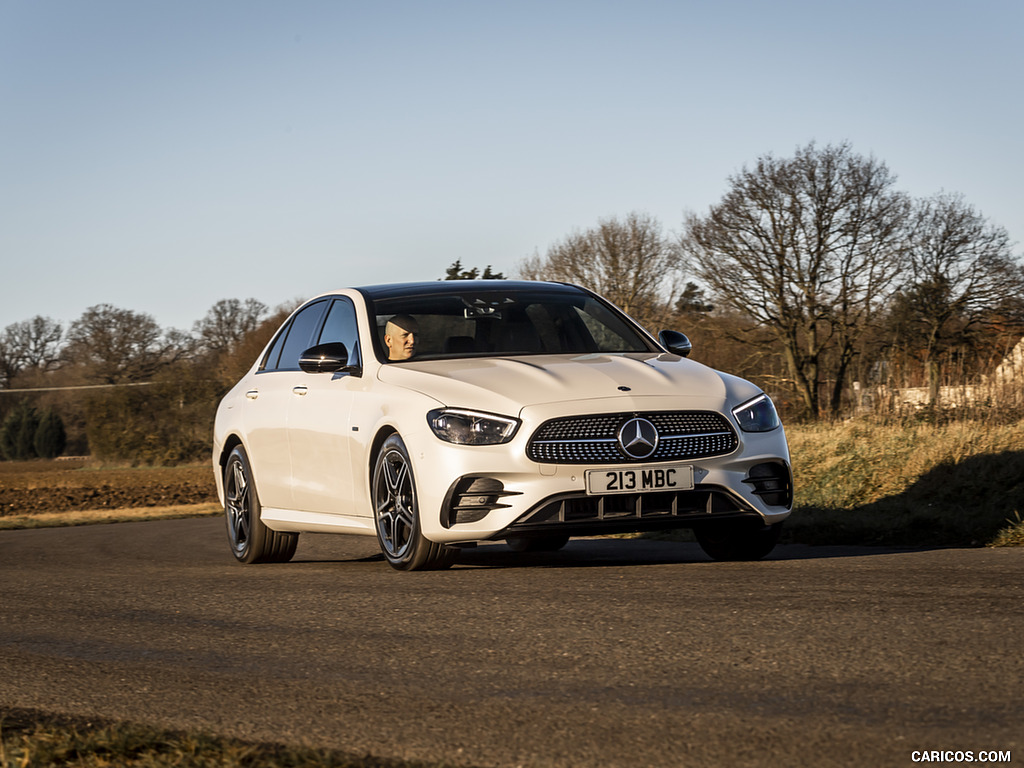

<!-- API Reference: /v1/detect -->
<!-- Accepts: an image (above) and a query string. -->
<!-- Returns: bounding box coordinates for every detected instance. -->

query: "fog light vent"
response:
[742,462,793,507]
[444,477,521,527]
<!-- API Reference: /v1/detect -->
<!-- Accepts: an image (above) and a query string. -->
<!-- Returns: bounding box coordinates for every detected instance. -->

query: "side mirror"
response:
[299,342,360,375]
[658,330,692,358]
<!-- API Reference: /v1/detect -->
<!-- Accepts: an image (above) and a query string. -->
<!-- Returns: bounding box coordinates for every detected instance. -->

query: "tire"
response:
[506,534,570,553]
[223,445,298,564]
[695,520,783,562]
[372,434,456,571]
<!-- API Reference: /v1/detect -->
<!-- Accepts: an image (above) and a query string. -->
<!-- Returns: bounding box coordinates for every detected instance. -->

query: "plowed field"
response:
[0,460,218,517]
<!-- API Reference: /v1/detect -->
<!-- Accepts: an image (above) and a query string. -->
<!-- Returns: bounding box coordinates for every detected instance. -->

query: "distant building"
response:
[853,336,1024,412]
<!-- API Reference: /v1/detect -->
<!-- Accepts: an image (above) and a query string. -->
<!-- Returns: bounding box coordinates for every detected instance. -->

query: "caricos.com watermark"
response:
[911,751,1012,763]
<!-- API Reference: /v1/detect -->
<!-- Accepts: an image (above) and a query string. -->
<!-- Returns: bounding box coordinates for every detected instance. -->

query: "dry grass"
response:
[0,503,221,530]
[0,708,463,768]
[988,511,1024,547]
[786,418,1024,547]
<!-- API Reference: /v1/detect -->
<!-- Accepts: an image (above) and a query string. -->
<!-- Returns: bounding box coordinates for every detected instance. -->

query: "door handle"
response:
[245,390,259,400]
[292,386,308,396]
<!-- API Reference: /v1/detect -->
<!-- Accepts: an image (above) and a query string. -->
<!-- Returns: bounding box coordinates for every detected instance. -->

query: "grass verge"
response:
[785,419,1024,547]
[0,503,222,531]
[987,511,1024,546]
[0,707,465,768]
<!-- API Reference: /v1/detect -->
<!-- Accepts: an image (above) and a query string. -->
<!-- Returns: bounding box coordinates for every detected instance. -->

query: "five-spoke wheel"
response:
[372,434,456,571]
[224,445,298,564]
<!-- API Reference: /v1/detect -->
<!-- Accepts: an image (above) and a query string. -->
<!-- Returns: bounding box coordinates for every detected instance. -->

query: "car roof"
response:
[351,280,585,300]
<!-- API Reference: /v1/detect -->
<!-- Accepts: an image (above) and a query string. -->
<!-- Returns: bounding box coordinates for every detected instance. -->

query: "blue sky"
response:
[2,0,1021,334]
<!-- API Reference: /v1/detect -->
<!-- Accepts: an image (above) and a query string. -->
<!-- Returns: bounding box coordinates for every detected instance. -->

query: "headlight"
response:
[732,394,781,433]
[427,408,520,445]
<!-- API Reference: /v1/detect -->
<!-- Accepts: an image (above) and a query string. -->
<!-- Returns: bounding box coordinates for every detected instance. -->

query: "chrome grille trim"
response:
[526,411,738,464]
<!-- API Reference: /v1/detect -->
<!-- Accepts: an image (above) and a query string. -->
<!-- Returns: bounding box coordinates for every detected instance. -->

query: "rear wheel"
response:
[372,434,456,571]
[223,445,298,564]
[695,520,783,562]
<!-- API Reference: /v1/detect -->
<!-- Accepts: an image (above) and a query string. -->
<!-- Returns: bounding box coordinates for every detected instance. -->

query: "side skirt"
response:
[260,507,376,536]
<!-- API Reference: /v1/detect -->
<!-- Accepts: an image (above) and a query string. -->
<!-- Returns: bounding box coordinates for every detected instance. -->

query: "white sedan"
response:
[213,280,792,570]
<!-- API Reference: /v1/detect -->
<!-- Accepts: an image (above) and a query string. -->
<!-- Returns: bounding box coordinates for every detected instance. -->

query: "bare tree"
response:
[63,304,184,384]
[0,316,63,388]
[890,192,1024,404]
[680,142,910,418]
[519,211,680,330]
[194,298,269,355]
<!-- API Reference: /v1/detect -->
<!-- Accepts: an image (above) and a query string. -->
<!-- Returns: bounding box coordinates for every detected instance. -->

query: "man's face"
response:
[385,319,417,360]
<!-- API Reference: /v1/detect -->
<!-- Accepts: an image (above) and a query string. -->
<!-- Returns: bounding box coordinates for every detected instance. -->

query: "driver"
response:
[384,314,419,361]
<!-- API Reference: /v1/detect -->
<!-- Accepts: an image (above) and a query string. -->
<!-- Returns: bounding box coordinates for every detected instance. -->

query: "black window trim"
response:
[317,296,362,371]
[257,299,330,374]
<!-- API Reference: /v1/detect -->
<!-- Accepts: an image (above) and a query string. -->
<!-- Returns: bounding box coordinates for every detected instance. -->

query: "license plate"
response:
[585,464,695,495]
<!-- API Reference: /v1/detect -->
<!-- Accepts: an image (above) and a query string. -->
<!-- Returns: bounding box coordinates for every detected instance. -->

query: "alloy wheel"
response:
[225,454,251,558]
[374,447,416,560]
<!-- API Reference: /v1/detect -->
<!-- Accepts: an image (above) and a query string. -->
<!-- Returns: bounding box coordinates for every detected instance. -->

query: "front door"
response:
[287,297,363,515]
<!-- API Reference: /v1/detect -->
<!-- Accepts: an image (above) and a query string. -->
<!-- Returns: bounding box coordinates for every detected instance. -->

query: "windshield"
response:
[368,288,657,363]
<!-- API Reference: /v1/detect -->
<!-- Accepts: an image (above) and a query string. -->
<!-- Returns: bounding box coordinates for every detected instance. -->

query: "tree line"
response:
[0,298,293,462]
[2,140,1021,462]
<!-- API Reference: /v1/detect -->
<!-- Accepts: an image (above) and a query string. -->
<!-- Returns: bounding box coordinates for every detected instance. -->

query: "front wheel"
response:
[223,445,298,564]
[372,434,456,571]
[695,520,783,562]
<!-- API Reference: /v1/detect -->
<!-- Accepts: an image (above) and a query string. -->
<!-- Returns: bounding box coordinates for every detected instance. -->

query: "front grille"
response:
[526,411,738,464]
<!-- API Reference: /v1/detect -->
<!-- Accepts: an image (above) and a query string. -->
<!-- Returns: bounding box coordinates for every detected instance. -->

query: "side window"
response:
[260,326,289,371]
[270,300,328,372]
[318,298,361,366]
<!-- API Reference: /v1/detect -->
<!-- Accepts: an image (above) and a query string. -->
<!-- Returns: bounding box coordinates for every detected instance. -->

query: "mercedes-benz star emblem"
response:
[617,417,659,459]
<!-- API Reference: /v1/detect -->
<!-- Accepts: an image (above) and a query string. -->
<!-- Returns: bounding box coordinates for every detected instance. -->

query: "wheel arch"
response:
[367,425,398,487]
[218,433,244,474]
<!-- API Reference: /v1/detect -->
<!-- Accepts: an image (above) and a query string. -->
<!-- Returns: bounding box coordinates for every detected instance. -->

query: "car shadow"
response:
[449,538,922,569]
[788,449,1024,548]
[286,533,931,570]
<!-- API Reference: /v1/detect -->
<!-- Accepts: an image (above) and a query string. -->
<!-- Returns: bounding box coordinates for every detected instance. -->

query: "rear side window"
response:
[261,300,327,371]
[261,326,288,371]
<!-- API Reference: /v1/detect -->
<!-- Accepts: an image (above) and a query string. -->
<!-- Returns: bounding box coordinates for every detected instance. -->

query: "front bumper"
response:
[406,397,793,545]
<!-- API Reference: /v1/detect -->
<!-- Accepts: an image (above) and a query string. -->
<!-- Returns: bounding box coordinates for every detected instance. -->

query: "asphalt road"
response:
[0,518,1021,767]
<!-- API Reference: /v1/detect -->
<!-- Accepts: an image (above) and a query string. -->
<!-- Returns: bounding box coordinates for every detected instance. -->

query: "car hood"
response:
[376,353,747,415]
